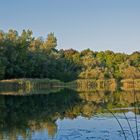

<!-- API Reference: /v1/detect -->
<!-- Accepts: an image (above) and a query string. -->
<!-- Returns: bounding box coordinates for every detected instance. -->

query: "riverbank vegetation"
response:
[0,78,66,95]
[0,29,140,82]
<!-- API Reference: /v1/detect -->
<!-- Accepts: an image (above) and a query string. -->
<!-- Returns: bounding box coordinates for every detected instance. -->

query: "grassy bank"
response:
[0,78,66,95]
[1,78,140,95]
[67,79,117,91]
[121,79,140,91]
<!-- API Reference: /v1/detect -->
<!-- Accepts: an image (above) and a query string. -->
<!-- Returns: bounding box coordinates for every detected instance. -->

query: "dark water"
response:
[0,88,140,140]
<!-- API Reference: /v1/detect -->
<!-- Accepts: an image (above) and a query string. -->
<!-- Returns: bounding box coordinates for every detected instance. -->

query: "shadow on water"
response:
[0,88,81,140]
[0,87,140,140]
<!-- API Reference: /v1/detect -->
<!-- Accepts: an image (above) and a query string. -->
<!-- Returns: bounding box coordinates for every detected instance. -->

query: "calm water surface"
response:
[0,88,140,140]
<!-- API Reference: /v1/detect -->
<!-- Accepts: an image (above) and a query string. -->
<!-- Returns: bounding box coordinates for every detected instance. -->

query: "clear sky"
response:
[0,0,140,54]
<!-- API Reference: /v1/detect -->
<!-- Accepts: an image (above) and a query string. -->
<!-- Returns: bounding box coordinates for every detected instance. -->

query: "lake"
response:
[0,87,140,140]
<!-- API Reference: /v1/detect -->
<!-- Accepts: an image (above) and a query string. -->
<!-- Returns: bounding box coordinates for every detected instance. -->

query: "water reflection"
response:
[0,88,139,140]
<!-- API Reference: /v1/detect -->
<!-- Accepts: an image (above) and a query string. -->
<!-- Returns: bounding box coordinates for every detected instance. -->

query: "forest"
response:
[0,29,140,82]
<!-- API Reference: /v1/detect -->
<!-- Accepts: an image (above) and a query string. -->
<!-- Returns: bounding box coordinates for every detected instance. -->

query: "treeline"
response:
[0,29,140,82]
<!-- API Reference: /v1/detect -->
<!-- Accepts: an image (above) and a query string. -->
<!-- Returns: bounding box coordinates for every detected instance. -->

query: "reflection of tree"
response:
[97,90,140,140]
[0,89,140,139]
[0,89,81,139]
[78,90,140,111]
[134,90,139,140]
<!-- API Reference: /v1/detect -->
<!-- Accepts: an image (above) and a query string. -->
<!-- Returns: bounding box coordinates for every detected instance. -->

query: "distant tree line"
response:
[0,29,140,82]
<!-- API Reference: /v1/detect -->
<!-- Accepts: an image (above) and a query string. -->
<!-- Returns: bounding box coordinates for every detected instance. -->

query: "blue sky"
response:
[0,0,140,54]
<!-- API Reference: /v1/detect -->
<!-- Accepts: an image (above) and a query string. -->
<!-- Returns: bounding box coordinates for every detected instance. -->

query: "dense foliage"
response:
[0,29,140,81]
